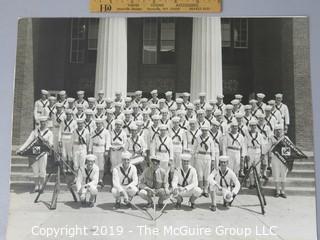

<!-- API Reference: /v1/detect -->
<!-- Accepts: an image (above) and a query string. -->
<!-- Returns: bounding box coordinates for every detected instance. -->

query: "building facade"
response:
[12,17,313,151]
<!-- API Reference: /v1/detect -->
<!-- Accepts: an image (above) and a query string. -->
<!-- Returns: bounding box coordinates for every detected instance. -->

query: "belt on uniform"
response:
[157,150,169,153]
[227,146,241,151]
[73,143,86,146]
[248,146,260,149]
[172,142,182,145]
[62,132,72,135]
[198,151,211,155]
[93,143,104,146]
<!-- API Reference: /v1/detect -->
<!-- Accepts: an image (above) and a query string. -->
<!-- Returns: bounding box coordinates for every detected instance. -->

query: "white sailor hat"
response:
[265,105,272,111]
[140,98,148,103]
[235,94,243,99]
[177,110,186,115]
[159,124,167,130]
[41,89,49,95]
[223,189,233,203]
[135,90,142,95]
[115,91,122,95]
[205,105,213,111]
[268,100,276,105]
[125,97,132,102]
[171,116,180,123]
[209,99,217,104]
[249,99,258,104]
[123,109,133,115]
[244,105,252,110]
[114,119,123,125]
[235,112,244,118]
[59,90,66,95]
[196,109,205,114]
[106,98,113,103]
[85,109,94,115]
[76,118,85,123]
[169,105,177,111]
[201,124,210,131]
[152,115,161,120]
[150,104,158,109]
[96,104,104,109]
[211,119,220,126]
[98,90,104,95]
[131,102,139,108]
[114,102,122,107]
[67,97,75,103]
[186,103,194,110]
[230,120,238,127]
[274,124,284,130]
[275,93,283,98]
[231,99,240,105]
[214,110,222,116]
[176,98,183,104]
[106,108,115,114]
[38,116,48,122]
[88,97,96,103]
[142,109,151,115]
[225,104,233,110]
[249,119,258,125]
[150,89,158,95]
[65,109,73,114]
[77,90,85,95]
[181,153,192,161]
[48,96,56,101]
[189,119,197,124]
[160,108,169,113]
[55,102,63,108]
[256,112,265,118]
[158,98,166,103]
[130,123,138,131]
[256,93,266,99]
[219,155,230,162]
[199,92,206,97]
[76,104,84,109]
[193,99,200,105]
[86,154,96,162]
[165,91,173,96]
[121,151,132,159]
[95,118,105,124]
[217,94,224,99]
[135,120,144,126]
[182,92,190,97]
[150,156,161,163]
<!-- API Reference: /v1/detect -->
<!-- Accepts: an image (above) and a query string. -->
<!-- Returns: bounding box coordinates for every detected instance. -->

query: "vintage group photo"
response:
[7,17,316,240]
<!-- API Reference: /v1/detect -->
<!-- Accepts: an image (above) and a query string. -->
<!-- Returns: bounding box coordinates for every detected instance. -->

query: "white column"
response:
[190,17,223,101]
[95,18,127,98]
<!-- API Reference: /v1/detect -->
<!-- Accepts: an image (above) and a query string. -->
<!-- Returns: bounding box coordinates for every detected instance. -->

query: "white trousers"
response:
[31,154,47,178]
[73,145,87,170]
[111,185,138,200]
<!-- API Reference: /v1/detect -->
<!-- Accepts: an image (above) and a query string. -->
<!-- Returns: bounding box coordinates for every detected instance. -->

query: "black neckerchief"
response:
[151,126,159,140]
[200,135,210,151]
[113,130,123,142]
[92,128,104,139]
[105,119,113,130]
[229,132,241,146]
[189,129,199,145]
[238,125,246,137]
[40,99,48,108]
[171,127,182,142]
[64,119,73,132]
[47,105,55,118]
[219,169,229,188]
[257,124,267,138]
[84,120,92,132]
[249,132,259,146]
[76,129,86,144]
[210,131,220,146]
[123,120,132,131]
[56,112,63,124]
[158,136,170,153]
[131,136,141,153]
[85,168,93,184]
[120,166,132,185]
[181,168,191,187]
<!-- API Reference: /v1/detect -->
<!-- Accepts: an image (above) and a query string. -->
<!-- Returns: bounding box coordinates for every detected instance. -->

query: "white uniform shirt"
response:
[223,132,247,157]
[34,99,49,121]
[275,103,290,125]
[90,128,111,152]
[59,118,77,141]
[172,166,198,191]
[110,129,127,150]
[194,135,215,161]
[76,164,99,191]
[150,135,174,160]
[112,164,138,191]
[208,167,240,194]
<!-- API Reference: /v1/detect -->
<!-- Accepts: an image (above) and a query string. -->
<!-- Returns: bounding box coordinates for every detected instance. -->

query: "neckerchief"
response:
[200,135,210,151]
[120,166,132,185]
[76,129,86,144]
[84,120,92,132]
[171,127,182,142]
[158,136,170,153]
[92,128,104,139]
[64,119,73,132]
[229,132,241,146]
[85,168,93,184]
[249,132,259,147]
[189,129,199,145]
[219,169,229,188]
[131,136,141,153]
[56,112,64,124]
[151,126,159,140]
[112,130,123,142]
[181,168,191,187]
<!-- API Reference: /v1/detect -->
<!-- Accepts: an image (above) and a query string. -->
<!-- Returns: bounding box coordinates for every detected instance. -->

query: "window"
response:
[69,18,99,64]
[221,19,231,47]
[142,18,176,64]
[233,18,248,48]
[221,18,249,49]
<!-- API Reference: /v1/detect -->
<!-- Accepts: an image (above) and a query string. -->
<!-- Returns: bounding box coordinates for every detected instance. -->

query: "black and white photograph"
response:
[7,17,316,240]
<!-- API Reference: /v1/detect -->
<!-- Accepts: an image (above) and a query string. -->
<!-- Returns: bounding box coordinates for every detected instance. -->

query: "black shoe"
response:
[239,170,245,178]
[249,185,255,189]
[88,202,94,208]
[262,175,269,181]
[114,201,121,209]
[157,203,164,209]
[280,192,287,198]
[145,202,153,208]
[202,192,209,198]
[175,202,181,209]
[98,180,104,188]
[210,205,216,212]
[274,192,280,198]
[190,202,195,209]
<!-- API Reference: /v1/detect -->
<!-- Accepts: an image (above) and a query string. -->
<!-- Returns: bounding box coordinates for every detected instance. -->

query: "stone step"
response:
[292,161,314,170]
[241,185,315,196]
[287,169,315,178]
[11,156,29,165]
[263,177,315,188]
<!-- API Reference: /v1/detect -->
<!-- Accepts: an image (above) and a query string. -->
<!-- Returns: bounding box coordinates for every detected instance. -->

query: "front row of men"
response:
[78,151,240,211]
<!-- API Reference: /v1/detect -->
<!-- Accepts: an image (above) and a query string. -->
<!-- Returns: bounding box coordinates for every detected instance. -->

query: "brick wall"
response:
[12,19,35,145]
[292,18,313,151]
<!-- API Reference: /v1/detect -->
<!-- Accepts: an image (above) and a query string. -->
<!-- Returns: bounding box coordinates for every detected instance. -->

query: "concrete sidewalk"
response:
[6,190,317,240]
